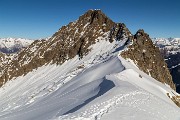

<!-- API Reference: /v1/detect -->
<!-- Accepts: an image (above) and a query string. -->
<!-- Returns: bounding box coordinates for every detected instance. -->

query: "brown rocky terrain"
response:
[121,29,176,90]
[0,10,131,86]
[0,53,5,74]
[0,9,179,107]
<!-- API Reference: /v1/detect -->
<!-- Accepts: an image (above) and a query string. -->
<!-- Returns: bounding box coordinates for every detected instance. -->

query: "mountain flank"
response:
[0,10,131,86]
[121,29,176,90]
[0,9,179,106]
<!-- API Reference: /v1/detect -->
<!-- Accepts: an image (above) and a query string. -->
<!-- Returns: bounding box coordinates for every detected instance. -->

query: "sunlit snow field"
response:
[0,38,179,120]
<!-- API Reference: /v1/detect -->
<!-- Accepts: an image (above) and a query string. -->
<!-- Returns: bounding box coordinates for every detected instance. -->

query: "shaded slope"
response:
[165,53,180,93]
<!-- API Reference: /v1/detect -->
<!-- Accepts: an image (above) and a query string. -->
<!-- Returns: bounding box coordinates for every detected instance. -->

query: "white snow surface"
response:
[0,38,34,48]
[152,38,180,46]
[0,39,180,120]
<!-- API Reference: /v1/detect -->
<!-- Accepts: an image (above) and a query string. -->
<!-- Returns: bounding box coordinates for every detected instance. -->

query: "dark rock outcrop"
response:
[165,53,180,93]
[0,53,5,73]
[0,10,131,86]
[0,10,176,95]
[121,29,176,90]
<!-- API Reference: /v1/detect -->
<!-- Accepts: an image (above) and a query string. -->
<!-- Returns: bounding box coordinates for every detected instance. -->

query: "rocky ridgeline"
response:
[121,29,176,90]
[0,10,131,86]
[0,53,5,75]
[0,9,178,106]
[0,53,15,75]
[165,53,180,93]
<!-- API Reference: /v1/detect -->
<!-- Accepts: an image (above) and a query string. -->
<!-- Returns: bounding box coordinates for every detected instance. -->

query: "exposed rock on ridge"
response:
[0,10,131,86]
[121,29,176,90]
[165,53,180,93]
[0,9,178,106]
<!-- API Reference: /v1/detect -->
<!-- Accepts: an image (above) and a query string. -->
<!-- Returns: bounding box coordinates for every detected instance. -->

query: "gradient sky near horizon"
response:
[0,0,180,39]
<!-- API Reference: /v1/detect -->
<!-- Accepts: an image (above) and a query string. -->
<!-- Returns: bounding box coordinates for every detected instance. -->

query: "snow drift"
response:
[0,39,179,120]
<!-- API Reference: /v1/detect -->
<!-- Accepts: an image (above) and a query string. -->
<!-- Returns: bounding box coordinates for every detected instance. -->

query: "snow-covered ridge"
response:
[0,10,179,120]
[0,36,179,120]
[0,38,34,53]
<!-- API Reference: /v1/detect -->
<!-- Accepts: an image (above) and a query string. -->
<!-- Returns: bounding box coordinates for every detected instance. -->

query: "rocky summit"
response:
[0,9,180,119]
[0,10,175,90]
[121,29,176,90]
[0,9,178,105]
[166,53,180,93]
[0,10,132,86]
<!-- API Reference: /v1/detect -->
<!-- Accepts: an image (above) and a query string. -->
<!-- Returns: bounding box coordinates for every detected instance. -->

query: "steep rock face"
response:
[0,10,131,86]
[109,23,132,43]
[121,29,176,90]
[0,53,5,74]
[165,53,180,93]
[0,52,16,85]
[50,9,115,61]
[170,65,180,93]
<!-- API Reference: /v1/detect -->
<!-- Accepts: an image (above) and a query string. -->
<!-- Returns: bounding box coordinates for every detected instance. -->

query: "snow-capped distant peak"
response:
[152,37,180,46]
[0,10,179,120]
[0,37,34,53]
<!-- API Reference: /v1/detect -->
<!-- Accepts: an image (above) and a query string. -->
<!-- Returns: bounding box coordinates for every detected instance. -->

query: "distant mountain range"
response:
[0,10,179,120]
[0,36,179,94]
[165,53,180,93]
[152,38,180,56]
[152,38,180,46]
[0,38,34,53]
[153,38,180,93]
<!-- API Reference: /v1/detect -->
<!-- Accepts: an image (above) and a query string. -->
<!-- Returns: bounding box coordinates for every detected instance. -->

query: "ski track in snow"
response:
[55,90,151,120]
[54,71,180,120]
[0,39,179,120]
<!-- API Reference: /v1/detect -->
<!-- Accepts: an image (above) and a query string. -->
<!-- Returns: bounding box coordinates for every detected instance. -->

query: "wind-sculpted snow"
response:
[55,70,180,120]
[0,29,179,119]
[0,56,123,120]
[0,40,126,120]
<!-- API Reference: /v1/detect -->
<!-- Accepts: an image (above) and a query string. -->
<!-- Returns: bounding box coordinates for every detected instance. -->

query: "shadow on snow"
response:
[63,78,115,115]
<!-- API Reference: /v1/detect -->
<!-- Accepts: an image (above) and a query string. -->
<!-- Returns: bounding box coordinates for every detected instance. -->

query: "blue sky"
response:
[0,0,180,39]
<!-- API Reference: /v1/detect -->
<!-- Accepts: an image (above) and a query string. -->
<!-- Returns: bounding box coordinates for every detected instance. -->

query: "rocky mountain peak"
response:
[79,9,112,25]
[121,29,176,90]
[0,9,179,107]
[0,10,132,86]
[135,29,145,35]
[134,29,150,41]
[0,10,175,94]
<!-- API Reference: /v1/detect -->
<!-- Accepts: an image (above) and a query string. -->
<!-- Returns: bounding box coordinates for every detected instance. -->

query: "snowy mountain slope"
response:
[121,30,176,90]
[0,10,179,120]
[0,38,34,53]
[165,53,180,93]
[0,38,179,120]
[152,38,180,93]
[0,10,132,87]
